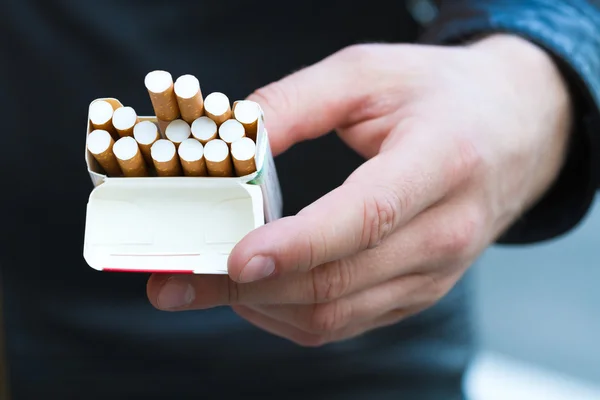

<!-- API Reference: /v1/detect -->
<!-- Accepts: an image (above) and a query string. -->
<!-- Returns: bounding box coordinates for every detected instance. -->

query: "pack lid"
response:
[83,177,263,274]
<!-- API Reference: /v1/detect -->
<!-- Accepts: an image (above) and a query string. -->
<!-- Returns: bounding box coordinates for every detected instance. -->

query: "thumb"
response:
[226,129,452,283]
[247,46,369,156]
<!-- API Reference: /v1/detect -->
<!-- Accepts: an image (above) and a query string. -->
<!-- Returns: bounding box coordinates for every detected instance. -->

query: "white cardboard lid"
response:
[83,177,264,274]
[83,98,271,275]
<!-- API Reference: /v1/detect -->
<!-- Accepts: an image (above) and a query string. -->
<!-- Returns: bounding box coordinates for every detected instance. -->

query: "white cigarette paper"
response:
[204,92,232,126]
[151,139,182,176]
[112,106,139,137]
[233,100,260,140]
[113,136,148,177]
[231,137,257,176]
[174,74,204,124]
[89,100,118,138]
[178,138,207,176]
[165,119,191,147]
[133,120,160,163]
[218,119,245,145]
[145,70,180,123]
[204,139,233,177]
[87,129,122,176]
[191,116,218,144]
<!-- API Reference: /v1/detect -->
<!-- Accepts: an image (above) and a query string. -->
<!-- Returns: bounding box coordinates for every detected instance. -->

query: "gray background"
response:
[473,197,600,385]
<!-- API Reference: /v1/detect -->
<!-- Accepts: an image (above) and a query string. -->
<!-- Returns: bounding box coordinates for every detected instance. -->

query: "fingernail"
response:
[238,255,275,283]
[157,277,195,310]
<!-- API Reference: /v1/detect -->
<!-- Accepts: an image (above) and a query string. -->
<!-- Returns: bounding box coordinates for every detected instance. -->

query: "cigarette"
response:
[165,119,191,148]
[191,116,218,144]
[113,136,149,177]
[174,74,204,124]
[178,138,207,176]
[233,100,260,141]
[144,70,180,123]
[133,120,160,164]
[204,92,231,126]
[218,119,245,145]
[87,129,122,176]
[231,137,257,176]
[151,139,182,176]
[112,106,140,137]
[204,139,234,177]
[89,100,119,139]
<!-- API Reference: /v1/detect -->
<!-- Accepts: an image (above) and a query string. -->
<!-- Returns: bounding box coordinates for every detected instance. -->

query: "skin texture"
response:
[146,34,573,346]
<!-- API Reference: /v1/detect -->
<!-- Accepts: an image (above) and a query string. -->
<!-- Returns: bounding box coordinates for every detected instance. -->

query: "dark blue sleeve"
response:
[420,0,600,244]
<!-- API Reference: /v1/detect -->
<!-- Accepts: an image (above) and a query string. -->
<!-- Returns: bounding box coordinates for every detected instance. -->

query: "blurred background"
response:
[465,197,600,400]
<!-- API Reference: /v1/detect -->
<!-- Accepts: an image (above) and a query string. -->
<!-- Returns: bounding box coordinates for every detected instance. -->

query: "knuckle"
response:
[462,205,487,252]
[290,218,327,272]
[422,204,485,259]
[337,43,376,64]
[335,44,408,124]
[422,229,440,256]
[458,139,485,173]
[308,302,351,334]
[448,138,486,185]
[362,186,402,249]
[226,278,240,304]
[299,226,325,272]
[441,208,482,257]
[440,222,475,256]
[336,43,404,66]
[336,44,382,82]
[309,229,327,270]
[311,260,353,303]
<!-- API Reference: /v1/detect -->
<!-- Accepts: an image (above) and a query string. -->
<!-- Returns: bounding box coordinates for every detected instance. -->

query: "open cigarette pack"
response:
[83,71,283,274]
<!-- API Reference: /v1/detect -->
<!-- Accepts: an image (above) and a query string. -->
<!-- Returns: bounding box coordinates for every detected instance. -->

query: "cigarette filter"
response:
[133,120,160,164]
[87,129,122,176]
[191,116,218,144]
[145,70,180,123]
[218,119,245,145]
[174,74,204,124]
[89,100,119,139]
[233,100,260,141]
[178,138,207,176]
[113,136,149,177]
[231,137,257,176]
[112,106,140,137]
[151,139,182,176]
[204,92,231,126]
[204,139,233,177]
[165,119,191,148]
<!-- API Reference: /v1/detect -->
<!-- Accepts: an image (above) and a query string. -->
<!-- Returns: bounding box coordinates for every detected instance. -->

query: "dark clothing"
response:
[423,0,600,244]
[1,0,598,398]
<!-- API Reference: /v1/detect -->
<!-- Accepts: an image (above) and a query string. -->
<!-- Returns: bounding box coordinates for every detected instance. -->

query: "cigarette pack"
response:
[83,98,283,274]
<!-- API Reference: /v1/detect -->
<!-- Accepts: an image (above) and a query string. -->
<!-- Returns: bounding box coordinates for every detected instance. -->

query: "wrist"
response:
[471,34,575,211]
[468,33,574,125]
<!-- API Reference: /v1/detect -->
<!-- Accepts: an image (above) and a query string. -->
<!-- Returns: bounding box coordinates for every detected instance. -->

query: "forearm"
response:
[421,0,600,243]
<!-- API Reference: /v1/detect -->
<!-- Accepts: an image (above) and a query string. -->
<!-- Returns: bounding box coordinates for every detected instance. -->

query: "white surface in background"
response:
[474,197,600,384]
[466,352,600,400]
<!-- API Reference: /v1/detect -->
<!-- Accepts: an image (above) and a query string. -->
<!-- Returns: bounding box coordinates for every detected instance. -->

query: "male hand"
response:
[146,34,573,346]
